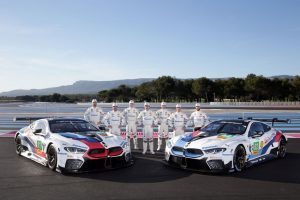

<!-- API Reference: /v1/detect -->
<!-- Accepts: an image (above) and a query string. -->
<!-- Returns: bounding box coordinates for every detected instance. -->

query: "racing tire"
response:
[15,136,23,156]
[277,138,287,159]
[47,145,57,171]
[233,145,246,172]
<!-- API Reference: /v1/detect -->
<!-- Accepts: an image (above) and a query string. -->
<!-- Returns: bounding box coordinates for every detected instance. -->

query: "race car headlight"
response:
[204,148,226,154]
[122,142,128,149]
[166,140,173,149]
[64,147,87,154]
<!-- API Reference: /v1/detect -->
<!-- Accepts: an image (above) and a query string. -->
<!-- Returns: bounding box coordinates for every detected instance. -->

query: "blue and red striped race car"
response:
[14,118,132,173]
[165,119,288,173]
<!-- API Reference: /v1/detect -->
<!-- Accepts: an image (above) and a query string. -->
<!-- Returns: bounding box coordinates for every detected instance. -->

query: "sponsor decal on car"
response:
[251,139,260,155]
[260,140,264,148]
[217,133,235,140]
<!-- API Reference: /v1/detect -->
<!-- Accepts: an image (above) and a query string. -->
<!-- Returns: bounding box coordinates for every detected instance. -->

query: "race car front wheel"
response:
[277,138,287,159]
[233,145,246,172]
[15,136,23,155]
[47,145,57,171]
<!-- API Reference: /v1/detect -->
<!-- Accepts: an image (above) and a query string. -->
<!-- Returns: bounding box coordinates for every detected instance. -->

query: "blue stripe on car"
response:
[58,132,99,143]
[248,135,276,160]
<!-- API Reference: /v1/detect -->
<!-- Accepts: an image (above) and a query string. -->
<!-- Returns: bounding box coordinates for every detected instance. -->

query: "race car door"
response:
[31,120,48,160]
[248,122,269,158]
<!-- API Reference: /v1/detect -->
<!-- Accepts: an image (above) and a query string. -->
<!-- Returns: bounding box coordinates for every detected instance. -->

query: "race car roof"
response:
[215,120,250,125]
[47,118,87,123]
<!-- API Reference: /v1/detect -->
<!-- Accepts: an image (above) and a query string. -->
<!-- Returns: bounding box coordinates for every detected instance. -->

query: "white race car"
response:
[14,118,132,173]
[165,119,287,173]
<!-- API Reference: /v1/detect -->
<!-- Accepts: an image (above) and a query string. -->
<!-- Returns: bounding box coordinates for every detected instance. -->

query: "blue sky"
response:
[0,0,299,92]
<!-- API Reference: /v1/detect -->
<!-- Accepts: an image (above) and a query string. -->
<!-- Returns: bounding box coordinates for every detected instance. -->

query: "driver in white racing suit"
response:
[156,102,171,151]
[169,104,188,137]
[137,102,157,154]
[189,103,209,131]
[84,99,104,127]
[122,100,139,149]
[102,103,124,136]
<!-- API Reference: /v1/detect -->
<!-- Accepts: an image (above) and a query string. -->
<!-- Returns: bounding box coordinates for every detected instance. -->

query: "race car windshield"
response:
[218,123,247,135]
[201,121,247,136]
[49,120,99,133]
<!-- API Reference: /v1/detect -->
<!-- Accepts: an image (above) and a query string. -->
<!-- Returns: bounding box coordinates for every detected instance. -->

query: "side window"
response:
[34,121,47,135]
[262,123,271,132]
[248,122,264,137]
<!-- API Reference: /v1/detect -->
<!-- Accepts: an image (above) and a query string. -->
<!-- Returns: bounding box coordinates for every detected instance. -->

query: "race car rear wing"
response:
[238,117,291,126]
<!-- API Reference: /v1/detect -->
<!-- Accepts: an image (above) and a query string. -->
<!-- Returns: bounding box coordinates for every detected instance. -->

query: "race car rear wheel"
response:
[233,145,246,172]
[277,138,287,159]
[47,145,57,171]
[15,136,23,155]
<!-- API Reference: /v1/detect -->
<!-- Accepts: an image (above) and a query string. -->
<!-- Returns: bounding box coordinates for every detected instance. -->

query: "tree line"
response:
[1,74,299,103]
[0,93,97,103]
[98,74,300,102]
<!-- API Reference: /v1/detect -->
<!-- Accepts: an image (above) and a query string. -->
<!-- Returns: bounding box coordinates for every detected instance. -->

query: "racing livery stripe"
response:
[249,133,279,160]
[22,135,47,158]
[274,131,282,142]
[58,132,99,143]
[57,132,108,159]
[79,139,104,149]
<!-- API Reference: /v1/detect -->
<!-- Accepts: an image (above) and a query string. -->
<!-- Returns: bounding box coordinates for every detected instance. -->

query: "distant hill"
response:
[0,78,154,97]
[0,75,296,97]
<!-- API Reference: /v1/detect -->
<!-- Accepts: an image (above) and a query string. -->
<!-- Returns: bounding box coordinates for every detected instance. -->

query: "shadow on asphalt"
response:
[228,152,300,184]
[66,153,194,183]
[66,151,300,185]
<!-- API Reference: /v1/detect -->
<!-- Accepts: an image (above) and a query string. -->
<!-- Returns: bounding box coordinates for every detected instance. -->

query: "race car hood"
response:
[51,131,124,149]
[172,132,244,150]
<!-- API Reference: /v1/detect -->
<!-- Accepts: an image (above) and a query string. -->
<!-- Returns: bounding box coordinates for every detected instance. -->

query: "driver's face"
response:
[129,103,134,108]
[92,102,97,107]
[145,105,150,110]
[112,106,118,111]
[176,107,181,112]
[161,105,166,109]
[196,106,200,111]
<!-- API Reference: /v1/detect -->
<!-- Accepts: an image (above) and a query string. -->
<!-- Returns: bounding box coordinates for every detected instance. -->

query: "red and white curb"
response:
[284,133,300,138]
[0,131,17,138]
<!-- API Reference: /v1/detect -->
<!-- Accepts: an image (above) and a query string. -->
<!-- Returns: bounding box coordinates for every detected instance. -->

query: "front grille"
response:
[185,148,203,155]
[89,148,105,155]
[109,147,123,153]
[108,147,123,156]
[172,146,184,152]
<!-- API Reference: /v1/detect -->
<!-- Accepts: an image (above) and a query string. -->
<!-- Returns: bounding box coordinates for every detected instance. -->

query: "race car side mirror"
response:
[98,126,106,131]
[33,129,42,134]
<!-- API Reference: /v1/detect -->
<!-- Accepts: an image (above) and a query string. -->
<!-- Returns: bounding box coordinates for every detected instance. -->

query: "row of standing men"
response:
[84,99,209,155]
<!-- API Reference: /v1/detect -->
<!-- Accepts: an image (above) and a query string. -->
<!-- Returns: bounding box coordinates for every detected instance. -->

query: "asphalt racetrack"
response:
[1,138,300,200]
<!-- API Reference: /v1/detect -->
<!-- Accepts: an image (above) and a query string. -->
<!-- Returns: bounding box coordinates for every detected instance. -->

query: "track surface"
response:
[1,138,300,200]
